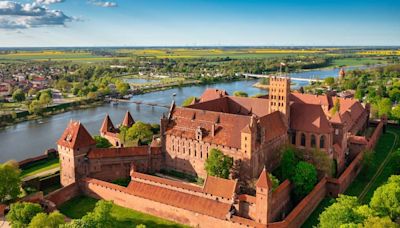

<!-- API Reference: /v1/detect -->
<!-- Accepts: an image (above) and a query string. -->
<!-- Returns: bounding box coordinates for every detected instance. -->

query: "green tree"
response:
[324,77,335,86]
[363,216,398,228]
[292,161,317,199]
[389,88,400,102]
[233,91,248,97]
[12,89,25,102]
[29,211,65,228]
[182,96,196,106]
[319,195,364,228]
[0,160,21,203]
[377,98,392,117]
[39,92,52,107]
[311,149,335,177]
[93,136,112,148]
[116,81,130,95]
[64,200,113,228]
[126,121,153,142]
[370,175,400,220]
[205,148,233,179]
[280,147,297,180]
[28,100,43,115]
[6,202,43,227]
[269,173,280,191]
[87,92,98,100]
[391,105,400,124]
[330,99,341,116]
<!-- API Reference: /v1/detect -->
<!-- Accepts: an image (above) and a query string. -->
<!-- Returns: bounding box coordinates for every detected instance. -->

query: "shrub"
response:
[205,148,233,179]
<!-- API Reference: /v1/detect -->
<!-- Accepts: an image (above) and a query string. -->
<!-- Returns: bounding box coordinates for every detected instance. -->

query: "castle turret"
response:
[121,111,135,128]
[255,167,272,224]
[57,121,96,186]
[100,114,116,134]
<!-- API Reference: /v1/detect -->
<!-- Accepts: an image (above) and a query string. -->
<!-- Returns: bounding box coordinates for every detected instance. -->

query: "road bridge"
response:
[243,73,323,82]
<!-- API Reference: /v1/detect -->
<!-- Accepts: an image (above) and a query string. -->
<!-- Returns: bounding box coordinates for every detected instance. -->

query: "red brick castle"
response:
[56,76,372,227]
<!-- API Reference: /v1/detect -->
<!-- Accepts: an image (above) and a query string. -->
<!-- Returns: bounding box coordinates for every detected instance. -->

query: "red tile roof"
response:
[238,194,256,204]
[122,111,135,127]
[199,88,228,102]
[127,180,232,219]
[203,175,237,200]
[348,135,368,145]
[87,146,152,159]
[290,103,333,134]
[166,107,251,148]
[256,168,272,189]
[100,114,116,133]
[291,92,332,107]
[259,111,287,142]
[131,171,236,200]
[57,121,96,149]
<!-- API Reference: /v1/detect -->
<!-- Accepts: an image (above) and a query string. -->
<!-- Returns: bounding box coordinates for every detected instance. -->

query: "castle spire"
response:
[256,167,272,189]
[100,114,115,133]
[122,111,135,128]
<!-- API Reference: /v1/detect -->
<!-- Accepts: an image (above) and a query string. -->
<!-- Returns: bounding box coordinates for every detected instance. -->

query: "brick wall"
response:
[45,183,80,207]
[80,178,249,228]
[270,180,292,222]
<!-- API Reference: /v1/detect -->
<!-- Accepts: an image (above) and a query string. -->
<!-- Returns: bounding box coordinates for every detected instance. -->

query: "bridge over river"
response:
[243,73,323,82]
[107,98,171,109]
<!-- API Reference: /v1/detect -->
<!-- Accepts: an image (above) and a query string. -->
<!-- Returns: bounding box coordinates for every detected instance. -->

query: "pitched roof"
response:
[127,181,232,219]
[290,92,332,107]
[100,114,116,133]
[199,88,228,102]
[290,103,332,134]
[166,107,251,148]
[121,111,135,127]
[259,111,287,142]
[57,121,96,149]
[87,146,154,159]
[131,171,237,200]
[256,168,272,189]
[203,175,237,200]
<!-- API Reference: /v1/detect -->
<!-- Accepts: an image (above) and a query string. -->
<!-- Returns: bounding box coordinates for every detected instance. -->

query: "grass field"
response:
[20,157,60,178]
[302,126,400,227]
[59,196,187,228]
[329,57,386,67]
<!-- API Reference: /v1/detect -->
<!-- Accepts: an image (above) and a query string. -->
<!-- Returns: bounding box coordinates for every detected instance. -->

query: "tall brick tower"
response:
[57,121,96,186]
[255,168,272,224]
[269,75,291,122]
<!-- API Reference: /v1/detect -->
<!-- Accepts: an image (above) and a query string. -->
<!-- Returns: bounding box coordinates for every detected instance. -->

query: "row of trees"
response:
[319,175,400,227]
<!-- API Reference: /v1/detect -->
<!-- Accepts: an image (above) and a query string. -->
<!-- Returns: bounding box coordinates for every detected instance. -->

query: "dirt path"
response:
[358,130,399,201]
[22,167,60,182]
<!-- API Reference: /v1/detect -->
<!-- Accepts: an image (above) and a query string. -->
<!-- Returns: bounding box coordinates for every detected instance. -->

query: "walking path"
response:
[22,167,60,182]
[358,130,399,201]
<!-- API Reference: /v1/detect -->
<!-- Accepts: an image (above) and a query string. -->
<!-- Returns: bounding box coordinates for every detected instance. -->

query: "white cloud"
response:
[89,0,117,8]
[35,0,65,5]
[0,1,73,29]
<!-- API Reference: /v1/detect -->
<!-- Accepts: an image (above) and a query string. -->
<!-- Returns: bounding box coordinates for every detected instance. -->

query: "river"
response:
[0,66,370,162]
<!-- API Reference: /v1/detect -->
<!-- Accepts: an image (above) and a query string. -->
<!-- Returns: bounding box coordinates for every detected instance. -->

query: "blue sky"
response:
[0,0,399,47]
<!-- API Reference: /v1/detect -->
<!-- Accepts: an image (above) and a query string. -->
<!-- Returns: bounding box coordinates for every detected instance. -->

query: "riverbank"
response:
[0,99,104,129]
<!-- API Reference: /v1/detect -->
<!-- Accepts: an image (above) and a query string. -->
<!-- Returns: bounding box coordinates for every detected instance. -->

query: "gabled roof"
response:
[290,92,332,107]
[122,111,135,127]
[100,114,116,133]
[57,121,96,149]
[290,103,333,134]
[203,175,237,200]
[256,168,272,189]
[199,88,228,102]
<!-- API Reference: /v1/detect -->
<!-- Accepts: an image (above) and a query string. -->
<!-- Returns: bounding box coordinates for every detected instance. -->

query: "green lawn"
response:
[20,158,60,178]
[302,126,400,227]
[59,196,187,228]
[330,57,386,67]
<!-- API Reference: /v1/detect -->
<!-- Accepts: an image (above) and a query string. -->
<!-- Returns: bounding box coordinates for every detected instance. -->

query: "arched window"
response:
[311,135,316,147]
[301,133,306,147]
[291,132,296,145]
[320,135,325,149]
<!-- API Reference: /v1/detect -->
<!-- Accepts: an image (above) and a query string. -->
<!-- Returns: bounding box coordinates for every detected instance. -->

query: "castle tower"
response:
[269,76,290,121]
[121,111,135,128]
[100,114,116,134]
[255,167,272,224]
[57,121,96,186]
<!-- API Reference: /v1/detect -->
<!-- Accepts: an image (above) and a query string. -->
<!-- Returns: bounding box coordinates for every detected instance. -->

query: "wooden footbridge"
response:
[107,98,170,108]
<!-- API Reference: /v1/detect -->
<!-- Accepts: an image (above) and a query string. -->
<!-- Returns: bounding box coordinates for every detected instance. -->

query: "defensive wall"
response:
[268,120,384,228]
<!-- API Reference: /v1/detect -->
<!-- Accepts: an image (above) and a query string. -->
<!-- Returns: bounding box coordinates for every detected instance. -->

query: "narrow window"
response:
[320,135,325,149]
[301,133,306,147]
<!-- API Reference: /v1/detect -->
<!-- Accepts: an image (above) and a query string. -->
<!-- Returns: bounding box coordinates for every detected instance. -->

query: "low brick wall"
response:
[80,178,249,228]
[18,149,58,169]
[45,183,80,207]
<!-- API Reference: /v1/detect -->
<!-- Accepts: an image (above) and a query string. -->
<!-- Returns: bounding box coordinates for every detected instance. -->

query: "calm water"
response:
[0,66,370,162]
